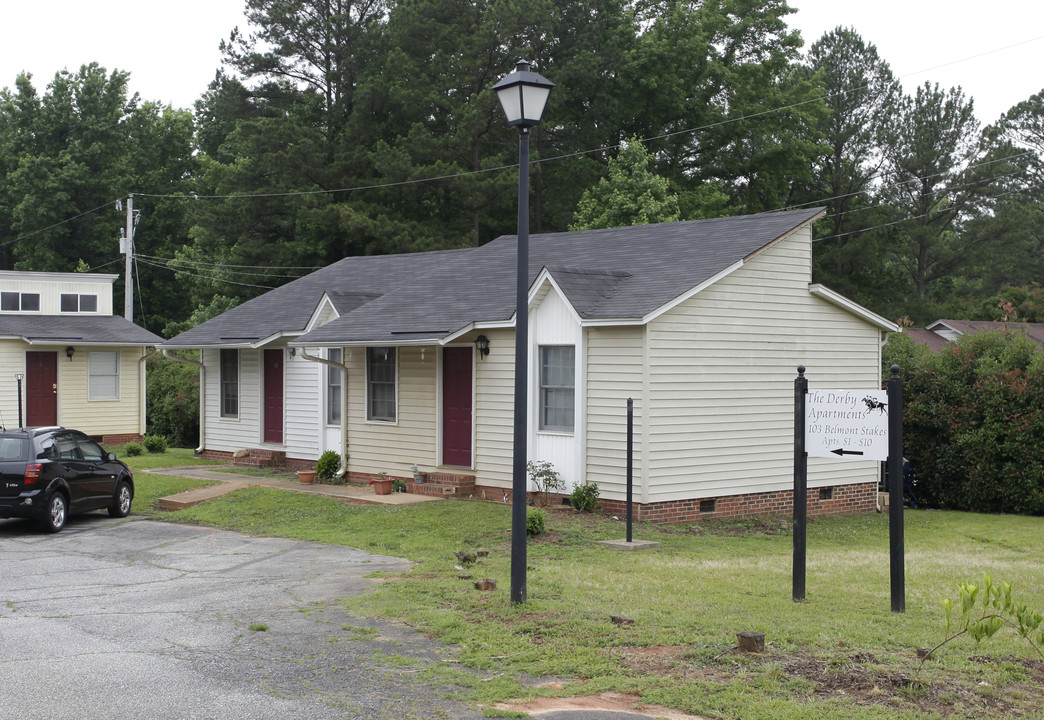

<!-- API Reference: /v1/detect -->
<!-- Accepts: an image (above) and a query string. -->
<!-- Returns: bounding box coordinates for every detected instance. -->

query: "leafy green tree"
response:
[0,65,197,332]
[570,138,682,229]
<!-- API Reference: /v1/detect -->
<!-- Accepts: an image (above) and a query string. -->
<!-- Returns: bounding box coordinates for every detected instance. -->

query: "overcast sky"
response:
[1,1,1041,124]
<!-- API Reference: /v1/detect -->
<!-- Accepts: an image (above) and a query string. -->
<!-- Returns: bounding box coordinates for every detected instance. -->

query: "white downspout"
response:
[297,347,349,477]
[138,348,158,438]
[161,349,205,454]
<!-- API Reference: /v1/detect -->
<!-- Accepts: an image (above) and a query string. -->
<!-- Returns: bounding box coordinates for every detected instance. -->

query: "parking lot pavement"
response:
[0,514,487,720]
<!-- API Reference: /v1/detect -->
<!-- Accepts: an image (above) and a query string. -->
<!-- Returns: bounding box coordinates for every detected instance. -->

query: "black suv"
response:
[0,427,133,533]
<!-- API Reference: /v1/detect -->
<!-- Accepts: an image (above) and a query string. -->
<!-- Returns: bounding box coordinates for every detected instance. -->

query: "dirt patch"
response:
[491,690,710,719]
[689,515,791,536]
[609,645,1044,717]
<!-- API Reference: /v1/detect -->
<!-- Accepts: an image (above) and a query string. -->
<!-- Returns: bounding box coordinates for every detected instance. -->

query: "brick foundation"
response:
[101,433,143,446]
[200,448,287,468]
[598,482,878,524]
[346,471,477,497]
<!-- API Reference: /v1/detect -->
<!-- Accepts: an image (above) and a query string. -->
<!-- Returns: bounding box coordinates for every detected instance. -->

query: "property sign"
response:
[805,389,889,461]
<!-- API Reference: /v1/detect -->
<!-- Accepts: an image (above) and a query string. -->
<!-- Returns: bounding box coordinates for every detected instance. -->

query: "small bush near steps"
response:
[569,481,600,512]
[315,451,341,480]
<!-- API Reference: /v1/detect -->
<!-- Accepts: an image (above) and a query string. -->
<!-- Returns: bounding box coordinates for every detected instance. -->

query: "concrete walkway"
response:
[148,466,443,511]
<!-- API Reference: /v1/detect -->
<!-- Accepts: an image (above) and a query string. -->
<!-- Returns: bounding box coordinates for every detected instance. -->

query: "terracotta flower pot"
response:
[372,478,393,495]
[297,470,316,484]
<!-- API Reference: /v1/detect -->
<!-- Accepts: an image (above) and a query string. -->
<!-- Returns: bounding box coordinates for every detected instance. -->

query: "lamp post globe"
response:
[494,59,553,605]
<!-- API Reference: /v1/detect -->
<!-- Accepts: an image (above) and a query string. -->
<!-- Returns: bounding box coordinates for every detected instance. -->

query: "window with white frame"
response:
[326,348,342,425]
[1,292,40,312]
[88,351,119,400]
[220,349,239,418]
[366,347,396,422]
[539,345,575,432]
[60,293,99,312]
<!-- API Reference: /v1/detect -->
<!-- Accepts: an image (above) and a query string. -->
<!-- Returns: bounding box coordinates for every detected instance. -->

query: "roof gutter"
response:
[297,348,349,478]
[161,349,205,454]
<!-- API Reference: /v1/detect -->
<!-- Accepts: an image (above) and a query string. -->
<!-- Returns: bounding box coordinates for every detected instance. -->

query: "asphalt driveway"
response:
[0,514,486,720]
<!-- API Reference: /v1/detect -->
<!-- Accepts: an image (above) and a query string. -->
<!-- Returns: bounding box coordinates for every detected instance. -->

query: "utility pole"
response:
[122,194,135,321]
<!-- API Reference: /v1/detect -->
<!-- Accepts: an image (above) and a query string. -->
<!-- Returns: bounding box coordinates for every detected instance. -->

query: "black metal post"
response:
[626,397,633,543]
[793,365,808,602]
[16,375,24,429]
[887,364,905,613]
[510,127,531,605]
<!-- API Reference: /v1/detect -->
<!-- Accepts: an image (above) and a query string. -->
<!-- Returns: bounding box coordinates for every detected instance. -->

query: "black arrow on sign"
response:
[830,448,864,456]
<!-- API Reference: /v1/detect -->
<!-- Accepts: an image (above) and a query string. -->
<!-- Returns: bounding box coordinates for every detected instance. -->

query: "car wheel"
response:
[39,493,68,534]
[108,480,133,518]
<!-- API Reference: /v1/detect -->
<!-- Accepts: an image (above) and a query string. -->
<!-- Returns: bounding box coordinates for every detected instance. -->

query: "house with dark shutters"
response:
[162,208,898,523]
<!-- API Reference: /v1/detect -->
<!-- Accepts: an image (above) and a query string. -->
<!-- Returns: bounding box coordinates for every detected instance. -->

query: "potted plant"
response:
[370,471,394,495]
[411,463,425,484]
[297,469,316,484]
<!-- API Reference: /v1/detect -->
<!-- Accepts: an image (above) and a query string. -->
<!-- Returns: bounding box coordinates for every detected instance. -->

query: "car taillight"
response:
[24,464,42,485]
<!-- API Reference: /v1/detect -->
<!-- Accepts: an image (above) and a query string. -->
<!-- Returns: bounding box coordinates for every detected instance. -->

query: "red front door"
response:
[442,347,473,467]
[263,349,284,444]
[26,351,58,427]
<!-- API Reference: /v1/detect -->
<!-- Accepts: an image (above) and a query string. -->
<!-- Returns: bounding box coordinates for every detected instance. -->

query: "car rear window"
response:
[0,437,27,461]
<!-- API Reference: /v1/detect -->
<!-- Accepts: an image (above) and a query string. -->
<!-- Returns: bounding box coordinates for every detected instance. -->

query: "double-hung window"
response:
[326,348,342,425]
[88,351,119,400]
[220,349,239,418]
[366,347,396,422]
[539,345,575,432]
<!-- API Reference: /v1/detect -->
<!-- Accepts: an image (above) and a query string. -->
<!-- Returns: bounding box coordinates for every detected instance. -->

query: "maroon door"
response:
[263,349,284,444]
[26,351,58,427]
[442,347,473,466]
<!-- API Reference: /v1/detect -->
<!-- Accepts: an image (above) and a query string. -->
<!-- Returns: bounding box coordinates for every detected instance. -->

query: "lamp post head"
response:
[493,59,554,129]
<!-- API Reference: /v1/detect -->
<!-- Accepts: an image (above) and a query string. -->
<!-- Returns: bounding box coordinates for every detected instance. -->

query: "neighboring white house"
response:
[0,271,163,443]
[162,209,898,523]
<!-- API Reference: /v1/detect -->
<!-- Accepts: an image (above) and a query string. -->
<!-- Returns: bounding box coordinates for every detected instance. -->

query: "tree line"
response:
[1,0,1041,337]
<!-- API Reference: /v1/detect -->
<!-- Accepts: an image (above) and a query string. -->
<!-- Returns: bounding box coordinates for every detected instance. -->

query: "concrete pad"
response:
[597,539,661,551]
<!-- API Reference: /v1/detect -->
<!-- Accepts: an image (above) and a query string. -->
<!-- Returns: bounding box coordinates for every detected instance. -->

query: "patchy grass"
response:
[153,487,1044,719]
[120,448,223,513]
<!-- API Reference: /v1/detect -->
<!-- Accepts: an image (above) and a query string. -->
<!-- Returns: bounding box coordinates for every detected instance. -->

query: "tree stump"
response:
[737,631,765,653]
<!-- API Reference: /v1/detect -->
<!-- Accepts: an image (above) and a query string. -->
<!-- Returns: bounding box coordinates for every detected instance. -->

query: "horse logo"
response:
[863,396,887,414]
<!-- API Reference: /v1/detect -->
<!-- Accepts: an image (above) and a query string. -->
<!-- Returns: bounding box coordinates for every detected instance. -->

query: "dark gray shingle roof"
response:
[0,315,163,345]
[165,209,822,347]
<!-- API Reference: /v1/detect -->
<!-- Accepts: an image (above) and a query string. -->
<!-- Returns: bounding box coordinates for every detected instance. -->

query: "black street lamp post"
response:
[493,59,554,605]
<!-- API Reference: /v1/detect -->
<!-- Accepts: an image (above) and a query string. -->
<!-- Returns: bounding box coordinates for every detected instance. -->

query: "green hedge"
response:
[885,331,1044,514]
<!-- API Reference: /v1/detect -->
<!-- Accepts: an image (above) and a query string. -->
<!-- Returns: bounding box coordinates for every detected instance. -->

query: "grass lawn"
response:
[128,465,1044,720]
[117,446,224,513]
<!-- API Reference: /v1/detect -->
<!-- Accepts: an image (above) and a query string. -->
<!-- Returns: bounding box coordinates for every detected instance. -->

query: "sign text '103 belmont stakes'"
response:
[804,389,889,461]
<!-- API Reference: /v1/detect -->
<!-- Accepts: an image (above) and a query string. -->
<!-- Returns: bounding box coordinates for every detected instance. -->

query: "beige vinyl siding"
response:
[644,226,881,502]
[284,349,322,461]
[347,346,438,476]
[57,347,144,435]
[0,342,27,424]
[473,328,515,488]
[202,347,261,452]
[584,326,645,501]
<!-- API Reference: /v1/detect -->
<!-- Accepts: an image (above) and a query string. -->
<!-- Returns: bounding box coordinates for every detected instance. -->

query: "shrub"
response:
[526,507,547,536]
[145,353,199,448]
[570,481,600,512]
[315,451,341,480]
[526,460,564,505]
[142,435,168,454]
[886,330,1044,514]
[124,442,144,456]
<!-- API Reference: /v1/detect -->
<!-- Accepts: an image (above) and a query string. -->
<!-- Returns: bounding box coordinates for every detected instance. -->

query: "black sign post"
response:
[793,366,808,602]
[887,365,905,613]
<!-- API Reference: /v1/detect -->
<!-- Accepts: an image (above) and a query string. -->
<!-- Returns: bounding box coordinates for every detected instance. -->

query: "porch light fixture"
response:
[288,347,297,358]
[65,346,75,360]
[474,335,490,357]
[494,59,553,606]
